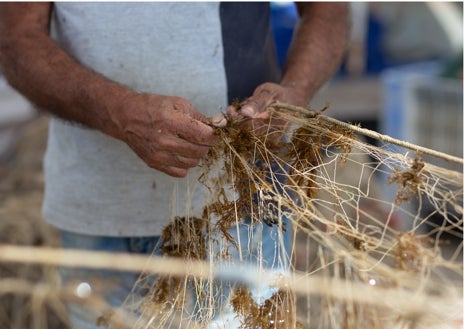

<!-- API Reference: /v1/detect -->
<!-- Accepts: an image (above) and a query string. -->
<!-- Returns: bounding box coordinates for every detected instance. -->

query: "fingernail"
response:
[240,105,256,117]
[211,115,227,127]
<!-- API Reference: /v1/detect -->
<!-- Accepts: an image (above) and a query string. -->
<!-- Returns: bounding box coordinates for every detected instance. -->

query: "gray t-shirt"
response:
[43,2,280,236]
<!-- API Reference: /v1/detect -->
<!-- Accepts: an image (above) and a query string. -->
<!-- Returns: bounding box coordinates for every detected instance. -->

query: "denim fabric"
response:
[200,216,292,323]
[60,218,291,328]
[59,231,162,329]
[202,160,293,324]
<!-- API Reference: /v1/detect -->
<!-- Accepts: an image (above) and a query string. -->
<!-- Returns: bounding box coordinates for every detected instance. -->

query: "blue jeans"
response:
[59,232,162,329]
[60,219,291,328]
[203,216,292,323]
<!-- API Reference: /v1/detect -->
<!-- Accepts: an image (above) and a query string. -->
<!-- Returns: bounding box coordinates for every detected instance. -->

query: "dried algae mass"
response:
[0,104,461,329]
[112,101,462,329]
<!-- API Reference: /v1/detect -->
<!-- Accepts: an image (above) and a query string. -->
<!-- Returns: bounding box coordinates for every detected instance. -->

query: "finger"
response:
[172,101,220,143]
[182,104,209,123]
[147,149,201,177]
[167,153,200,169]
[161,166,188,178]
[175,116,219,146]
[224,104,251,125]
[154,151,201,170]
[240,88,276,119]
[156,134,211,159]
[178,102,221,131]
[241,102,270,119]
[209,114,227,128]
[225,104,240,117]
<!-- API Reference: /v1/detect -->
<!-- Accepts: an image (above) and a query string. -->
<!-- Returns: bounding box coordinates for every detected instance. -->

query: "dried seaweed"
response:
[388,156,425,204]
[231,286,300,329]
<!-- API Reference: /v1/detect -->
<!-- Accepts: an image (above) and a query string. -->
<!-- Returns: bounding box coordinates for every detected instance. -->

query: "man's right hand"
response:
[113,93,219,178]
[0,3,219,178]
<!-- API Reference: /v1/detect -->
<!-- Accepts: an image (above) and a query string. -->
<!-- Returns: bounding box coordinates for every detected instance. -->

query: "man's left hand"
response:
[213,82,308,138]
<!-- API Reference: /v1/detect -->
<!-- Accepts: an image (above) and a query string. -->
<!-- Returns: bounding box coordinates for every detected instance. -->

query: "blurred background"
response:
[272,2,463,162]
[272,2,463,234]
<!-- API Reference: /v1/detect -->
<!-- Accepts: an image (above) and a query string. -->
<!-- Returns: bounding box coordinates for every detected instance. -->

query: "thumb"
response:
[240,88,276,119]
[186,107,209,123]
[210,113,227,128]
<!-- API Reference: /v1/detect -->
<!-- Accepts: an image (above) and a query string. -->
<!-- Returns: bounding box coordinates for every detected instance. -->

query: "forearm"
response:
[0,4,132,140]
[281,3,350,104]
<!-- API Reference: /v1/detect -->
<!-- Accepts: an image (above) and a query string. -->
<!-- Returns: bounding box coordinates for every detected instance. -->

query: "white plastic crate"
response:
[404,77,462,170]
[380,62,462,230]
[381,61,463,171]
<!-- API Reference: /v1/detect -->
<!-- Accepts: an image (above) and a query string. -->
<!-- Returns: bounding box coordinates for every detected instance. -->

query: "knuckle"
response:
[172,97,191,111]
[255,82,275,93]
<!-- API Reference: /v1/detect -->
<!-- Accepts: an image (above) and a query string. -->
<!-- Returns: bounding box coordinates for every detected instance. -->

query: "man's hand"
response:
[0,3,219,178]
[214,3,349,138]
[215,82,305,138]
[235,82,308,119]
[115,94,218,178]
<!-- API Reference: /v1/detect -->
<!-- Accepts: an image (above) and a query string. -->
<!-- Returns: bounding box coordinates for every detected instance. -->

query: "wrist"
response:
[279,80,313,107]
[101,86,139,141]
